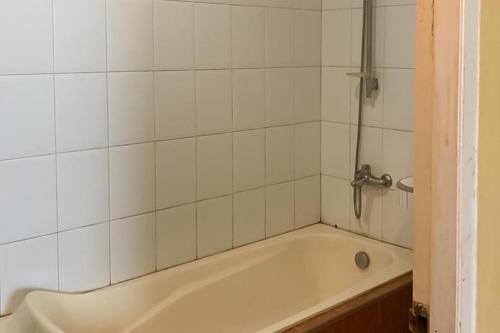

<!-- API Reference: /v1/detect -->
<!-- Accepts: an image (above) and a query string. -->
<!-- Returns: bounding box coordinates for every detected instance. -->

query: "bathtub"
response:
[0,224,412,333]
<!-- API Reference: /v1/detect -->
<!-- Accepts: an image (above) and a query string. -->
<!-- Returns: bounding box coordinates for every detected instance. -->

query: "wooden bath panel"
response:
[285,273,412,333]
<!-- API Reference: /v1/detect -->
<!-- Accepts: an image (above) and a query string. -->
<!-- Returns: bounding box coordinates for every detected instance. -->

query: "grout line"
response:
[151,0,158,273]
[104,0,112,287]
[263,5,269,239]
[347,0,357,233]
[193,0,199,260]
[291,3,298,230]
[229,1,234,250]
[0,171,321,249]
[50,0,61,292]
[319,6,323,225]
[321,65,415,70]
[166,0,322,11]
[321,119,414,133]
[0,120,324,163]
[0,65,324,78]
[292,3,297,232]
[323,3,416,11]
[379,8,388,243]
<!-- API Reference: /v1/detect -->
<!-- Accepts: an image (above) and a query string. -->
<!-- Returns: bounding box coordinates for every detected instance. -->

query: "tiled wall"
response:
[320,0,415,249]
[0,0,321,315]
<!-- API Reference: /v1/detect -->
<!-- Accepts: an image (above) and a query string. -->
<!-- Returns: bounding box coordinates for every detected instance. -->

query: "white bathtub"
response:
[0,224,412,333]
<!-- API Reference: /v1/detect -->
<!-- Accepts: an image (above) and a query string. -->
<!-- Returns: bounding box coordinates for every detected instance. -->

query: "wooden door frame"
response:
[414,0,480,332]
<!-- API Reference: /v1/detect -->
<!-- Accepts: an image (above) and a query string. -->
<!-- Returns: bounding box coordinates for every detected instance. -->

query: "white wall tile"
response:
[322,9,351,66]
[321,175,350,230]
[233,0,266,5]
[295,122,321,178]
[234,188,265,247]
[350,187,383,239]
[384,0,415,5]
[295,0,322,10]
[0,0,328,305]
[0,235,58,315]
[58,223,110,292]
[233,129,265,192]
[106,0,154,71]
[157,204,197,269]
[155,71,196,140]
[294,67,321,122]
[232,6,265,68]
[266,125,294,184]
[265,68,294,126]
[57,149,109,231]
[383,68,415,131]
[322,0,350,10]
[196,70,233,135]
[195,3,231,69]
[295,176,320,228]
[321,67,351,123]
[0,75,55,160]
[382,190,413,248]
[55,73,108,152]
[108,72,155,146]
[154,1,194,70]
[0,0,53,74]
[321,2,416,247]
[321,122,350,179]
[384,5,416,68]
[350,125,382,178]
[351,7,384,68]
[0,156,57,244]
[351,0,387,9]
[294,10,321,66]
[110,213,156,283]
[350,68,384,127]
[233,69,266,131]
[266,8,294,67]
[382,129,413,189]
[53,0,107,72]
[156,138,197,209]
[109,143,156,220]
[197,195,233,257]
[350,0,362,9]
[266,181,294,237]
[197,133,233,200]
[268,0,294,7]
[199,0,231,4]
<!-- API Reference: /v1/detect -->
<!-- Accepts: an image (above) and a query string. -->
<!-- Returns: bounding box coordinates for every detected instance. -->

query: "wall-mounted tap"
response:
[351,164,392,189]
[350,0,391,220]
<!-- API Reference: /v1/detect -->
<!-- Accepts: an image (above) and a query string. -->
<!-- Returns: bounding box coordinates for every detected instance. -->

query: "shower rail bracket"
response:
[346,72,376,79]
[346,72,379,98]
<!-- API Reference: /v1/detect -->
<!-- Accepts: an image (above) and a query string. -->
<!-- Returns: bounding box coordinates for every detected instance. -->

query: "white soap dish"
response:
[396,176,414,193]
[396,177,413,210]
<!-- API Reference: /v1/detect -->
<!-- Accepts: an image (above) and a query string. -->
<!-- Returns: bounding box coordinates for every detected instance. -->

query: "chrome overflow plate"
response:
[355,251,370,269]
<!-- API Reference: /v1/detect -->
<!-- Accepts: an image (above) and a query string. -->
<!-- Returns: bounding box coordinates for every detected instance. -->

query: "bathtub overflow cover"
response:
[355,251,370,269]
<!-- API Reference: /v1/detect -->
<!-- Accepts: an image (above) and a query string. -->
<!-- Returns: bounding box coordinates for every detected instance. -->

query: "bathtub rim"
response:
[0,223,412,333]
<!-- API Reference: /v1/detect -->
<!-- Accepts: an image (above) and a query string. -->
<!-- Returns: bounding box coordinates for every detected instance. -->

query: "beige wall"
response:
[477,0,500,331]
